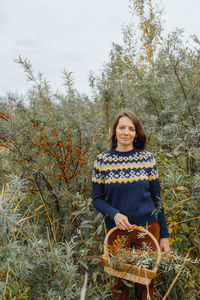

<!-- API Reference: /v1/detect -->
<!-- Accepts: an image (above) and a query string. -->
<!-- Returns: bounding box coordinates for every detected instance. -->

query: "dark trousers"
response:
[106,221,160,300]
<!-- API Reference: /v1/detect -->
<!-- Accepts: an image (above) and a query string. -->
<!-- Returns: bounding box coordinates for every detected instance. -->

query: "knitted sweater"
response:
[92,148,169,238]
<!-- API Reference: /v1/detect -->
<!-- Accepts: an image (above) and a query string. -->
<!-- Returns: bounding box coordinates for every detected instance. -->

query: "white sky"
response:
[1,0,200,98]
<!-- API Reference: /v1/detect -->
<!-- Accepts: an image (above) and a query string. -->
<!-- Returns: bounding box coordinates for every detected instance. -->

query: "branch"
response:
[31,174,57,243]
[162,250,190,300]
[171,60,196,127]
[38,171,60,213]
[148,96,162,124]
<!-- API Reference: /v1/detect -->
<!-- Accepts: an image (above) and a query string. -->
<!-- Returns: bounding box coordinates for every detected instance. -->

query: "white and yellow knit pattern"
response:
[92,150,158,184]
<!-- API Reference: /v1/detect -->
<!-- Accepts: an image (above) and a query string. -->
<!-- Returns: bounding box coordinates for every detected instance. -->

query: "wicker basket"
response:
[101,226,161,285]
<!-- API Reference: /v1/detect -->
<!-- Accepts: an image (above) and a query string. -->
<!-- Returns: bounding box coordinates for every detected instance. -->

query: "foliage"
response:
[0,0,200,299]
[0,177,111,300]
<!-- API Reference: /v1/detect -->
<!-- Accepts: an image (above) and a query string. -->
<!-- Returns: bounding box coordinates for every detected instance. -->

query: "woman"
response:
[92,110,170,300]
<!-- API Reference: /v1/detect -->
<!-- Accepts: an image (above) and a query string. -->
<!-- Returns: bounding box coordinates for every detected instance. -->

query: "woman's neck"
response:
[115,145,134,152]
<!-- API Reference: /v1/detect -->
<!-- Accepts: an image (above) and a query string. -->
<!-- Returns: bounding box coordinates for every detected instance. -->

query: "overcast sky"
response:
[1,0,200,98]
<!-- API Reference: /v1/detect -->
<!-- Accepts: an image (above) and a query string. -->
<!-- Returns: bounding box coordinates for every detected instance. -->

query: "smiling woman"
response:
[108,110,147,152]
[115,116,136,151]
[92,110,170,300]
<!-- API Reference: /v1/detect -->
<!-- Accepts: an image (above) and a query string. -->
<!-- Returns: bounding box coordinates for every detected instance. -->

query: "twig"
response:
[168,216,200,226]
[172,62,196,127]
[80,272,88,300]
[162,251,190,300]
[148,96,162,124]
[31,175,57,242]
[2,269,9,299]
[84,218,105,245]
[38,171,60,213]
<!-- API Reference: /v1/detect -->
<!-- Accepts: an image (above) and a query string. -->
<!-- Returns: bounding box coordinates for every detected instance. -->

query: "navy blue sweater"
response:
[92,148,169,238]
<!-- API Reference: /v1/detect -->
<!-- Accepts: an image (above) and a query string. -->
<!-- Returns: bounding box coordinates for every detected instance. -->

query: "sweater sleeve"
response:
[149,154,170,238]
[92,154,120,220]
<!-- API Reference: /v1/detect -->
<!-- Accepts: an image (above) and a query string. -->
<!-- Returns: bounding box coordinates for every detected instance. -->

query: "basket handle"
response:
[104,226,161,270]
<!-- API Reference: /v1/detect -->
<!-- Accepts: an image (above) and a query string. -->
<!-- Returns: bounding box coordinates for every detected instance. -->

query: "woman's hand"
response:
[114,213,132,230]
[160,238,170,252]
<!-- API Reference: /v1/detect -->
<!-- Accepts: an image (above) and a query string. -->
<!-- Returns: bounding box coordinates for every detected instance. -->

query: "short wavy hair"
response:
[108,110,146,150]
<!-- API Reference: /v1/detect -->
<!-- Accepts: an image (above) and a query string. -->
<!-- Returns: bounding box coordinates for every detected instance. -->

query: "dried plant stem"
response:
[2,269,9,300]
[80,272,88,300]
[13,198,24,213]
[18,214,37,223]
[14,229,30,242]
[172,64,196,127]
[162,251,190,300]
[31,175,57,242]
[85,218,105,245]
[145,269,151,300]
[168,216,200,226]
[47,227,53,252]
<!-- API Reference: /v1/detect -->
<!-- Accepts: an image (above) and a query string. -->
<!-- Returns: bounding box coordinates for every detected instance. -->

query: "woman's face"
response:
[115,116,137,150]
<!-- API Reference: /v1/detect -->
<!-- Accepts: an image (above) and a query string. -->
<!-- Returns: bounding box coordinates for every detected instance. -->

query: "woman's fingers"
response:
[160,238,170,252]
[114,213,132,230]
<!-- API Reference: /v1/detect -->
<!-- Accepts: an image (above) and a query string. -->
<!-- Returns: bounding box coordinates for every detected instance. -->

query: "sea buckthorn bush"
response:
[0,0,200,298]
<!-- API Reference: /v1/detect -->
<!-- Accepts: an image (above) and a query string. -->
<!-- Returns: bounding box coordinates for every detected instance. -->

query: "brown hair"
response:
[108,110,146,150]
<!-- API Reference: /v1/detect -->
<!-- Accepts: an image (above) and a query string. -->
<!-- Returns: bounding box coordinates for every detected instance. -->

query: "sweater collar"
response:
[110,148,138,156]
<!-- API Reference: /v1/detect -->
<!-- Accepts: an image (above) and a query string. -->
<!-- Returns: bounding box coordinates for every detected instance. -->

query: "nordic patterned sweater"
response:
[92,148,169,238]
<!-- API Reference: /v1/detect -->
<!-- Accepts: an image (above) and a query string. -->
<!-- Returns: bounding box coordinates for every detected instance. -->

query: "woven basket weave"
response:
[101,226,161,285]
